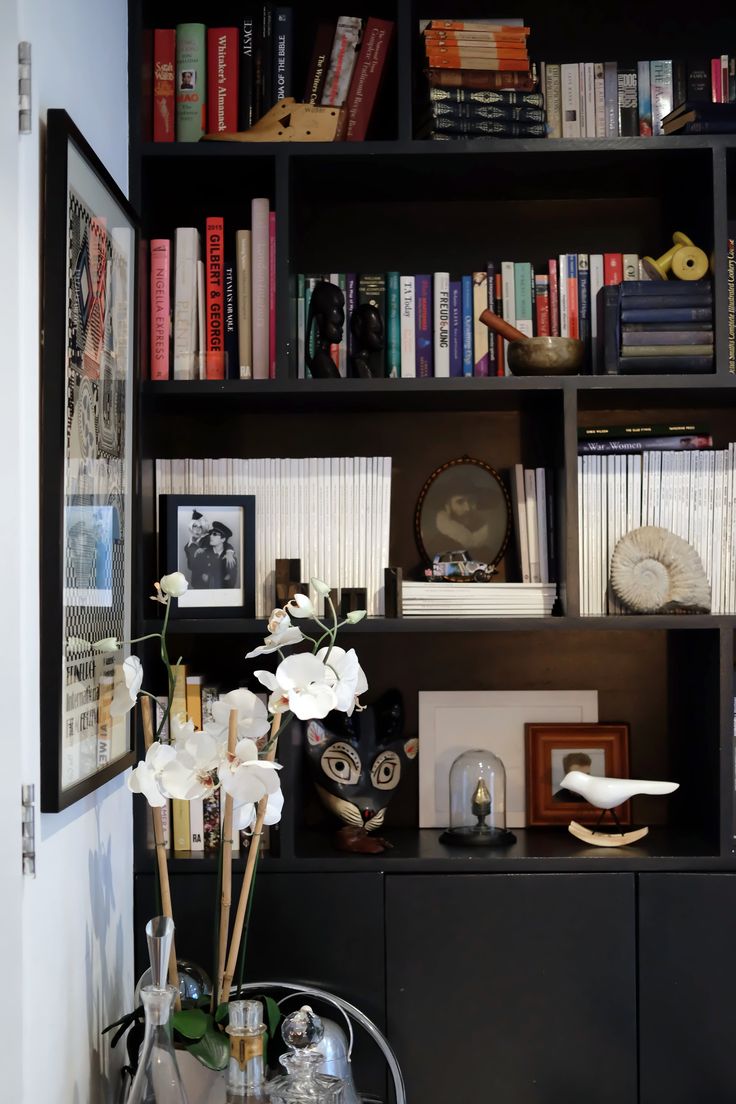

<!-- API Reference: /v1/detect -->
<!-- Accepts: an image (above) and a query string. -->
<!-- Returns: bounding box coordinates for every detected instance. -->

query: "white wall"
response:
[15,1,134,1101]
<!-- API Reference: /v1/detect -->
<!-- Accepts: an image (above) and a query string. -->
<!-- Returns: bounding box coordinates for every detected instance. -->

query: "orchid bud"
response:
[160,571,189,597]
[92,636,121,653]
[311,577,331,597]
[346,609,367,624]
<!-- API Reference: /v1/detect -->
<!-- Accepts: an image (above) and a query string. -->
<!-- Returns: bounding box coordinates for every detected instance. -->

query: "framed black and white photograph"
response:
[525,723,631,826]
[162,495,256,617]
[415,456,511,570]
[40,110,138,811]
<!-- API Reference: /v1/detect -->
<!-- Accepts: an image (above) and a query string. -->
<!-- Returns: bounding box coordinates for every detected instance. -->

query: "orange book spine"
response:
[205,216,225,379]
[567,259,579,340]
[424,31,529,44]
[425,54,529,70]
[426,45,529,59]
[428,20,530,33]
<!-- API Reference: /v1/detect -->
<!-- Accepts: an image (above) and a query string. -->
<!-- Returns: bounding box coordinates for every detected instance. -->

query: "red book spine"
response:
[269,211,276,379]
[494,272,504,375]
[711,58,722,102]
[207,28,239,133]
[206,217,225,379]
[153,29,176,141]
[547,259,559,336]
[344,18,395,142]
[535,276,550,335]
[150,240,170,379]
[603,253,623,285]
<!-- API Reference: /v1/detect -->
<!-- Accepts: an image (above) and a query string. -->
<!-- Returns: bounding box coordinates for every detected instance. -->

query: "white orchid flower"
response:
[159,729,221,800]
[208,688,270,743]
[285,593,316,619]
[316,646,368,715]
[160,571,189,598]
[170,712,196,745]
[128,741,177,807]
[235,786,284,831]
[110,656,144,716]
[219,737,282,807]
[255,653,337,720]
[92,636,121,653]
[246,613,305,658]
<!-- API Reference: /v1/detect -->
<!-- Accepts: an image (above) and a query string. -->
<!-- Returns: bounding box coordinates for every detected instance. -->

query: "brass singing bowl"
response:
[508,336,585,375]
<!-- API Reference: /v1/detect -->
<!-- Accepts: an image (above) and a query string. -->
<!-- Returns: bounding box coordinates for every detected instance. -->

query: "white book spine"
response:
[251,197,270,379]
[589,254,604,372]
[713,451,724,613]
[584,62,596,137]
[433,272,451,377]
[558,255,569,337]
[173,227,199,380]
[512,463,531,583]
[606,455,616,614]
[594,62,606,136]
[524,469,541,583]
[561,63,582,138]
[196,259,206,379]
[535,467,548,585]
[578,455,585,614]
[189,799,204,852]
[400,276,416,378]
[704,451,715,604]
[236,229,253,378]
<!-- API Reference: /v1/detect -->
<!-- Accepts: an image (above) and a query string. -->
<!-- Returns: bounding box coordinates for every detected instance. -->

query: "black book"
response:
[672,59,687,111]
[261,5,274,115]
[273,7,293,103]
[601,284,621,375]
[224,261,239,380]
[303,21,335,105]
[617,63,638,136]
[616,354,714,374]
[686,58,711,102]
[238,14,256,130]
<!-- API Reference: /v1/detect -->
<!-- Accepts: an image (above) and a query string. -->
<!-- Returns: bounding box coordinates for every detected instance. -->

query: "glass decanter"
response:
[128,916,190,1104]
[267,1007,344,1104]
[226,998,267,1097]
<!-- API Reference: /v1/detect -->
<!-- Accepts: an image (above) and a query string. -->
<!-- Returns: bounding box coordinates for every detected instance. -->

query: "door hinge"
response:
[22,784,35,876]
[18,42,31,135]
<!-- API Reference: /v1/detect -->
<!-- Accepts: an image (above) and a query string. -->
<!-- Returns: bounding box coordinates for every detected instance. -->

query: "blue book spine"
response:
[345,272,357,363]
[461,275,473,377]
[486,262,497,375]
[449,281,462,376]
[224,261,239,379]
[415,274,433,377]
[620,306,713,323]
[616,355,714,374]
[577,254,590,371]
[387,271,401,378]
[620,279,712,296]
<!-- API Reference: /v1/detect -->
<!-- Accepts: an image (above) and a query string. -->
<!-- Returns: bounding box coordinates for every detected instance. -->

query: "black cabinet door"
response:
[135,872,386,1097]
[386,873,637,1104]
[639,873,736,1104]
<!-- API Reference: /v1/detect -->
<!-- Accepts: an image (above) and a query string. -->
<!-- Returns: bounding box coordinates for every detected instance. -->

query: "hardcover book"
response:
[176,22,206,142]
[304,21,336,105]
[153,29,176,142]
[207,27,238,134]
[150,239,170,380]
[343,17,394,141]
[205,216,225,379]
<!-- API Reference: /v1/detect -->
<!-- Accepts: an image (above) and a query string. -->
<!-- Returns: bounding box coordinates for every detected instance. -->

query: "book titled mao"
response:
[321,16,362,106]
[176,22,206,141]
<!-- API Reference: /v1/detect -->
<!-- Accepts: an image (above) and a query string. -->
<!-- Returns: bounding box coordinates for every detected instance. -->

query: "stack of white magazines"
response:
[155,456,392,617]
[402,581,557,617]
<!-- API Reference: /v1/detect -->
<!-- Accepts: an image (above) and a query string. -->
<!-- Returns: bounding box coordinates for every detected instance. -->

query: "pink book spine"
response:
[150,239,170,379]
[251,198,269,379]
[269,211,276,379]
[547,259,559,337]
[711,58,722,102]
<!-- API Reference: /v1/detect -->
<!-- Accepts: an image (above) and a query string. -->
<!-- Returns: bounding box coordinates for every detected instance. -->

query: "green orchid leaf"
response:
[188,1022,229,1071]
[173,1008,208,1041]
[263,996,281,1038]
[214,1002,230,1024]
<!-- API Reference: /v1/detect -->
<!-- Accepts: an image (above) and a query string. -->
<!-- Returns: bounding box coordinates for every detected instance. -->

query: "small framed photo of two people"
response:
[524,722,630,826]
[162,496,255,618]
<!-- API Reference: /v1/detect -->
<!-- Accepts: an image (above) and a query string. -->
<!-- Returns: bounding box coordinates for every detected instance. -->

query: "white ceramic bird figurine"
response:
[559,770,679,809]
[561,770,680,848]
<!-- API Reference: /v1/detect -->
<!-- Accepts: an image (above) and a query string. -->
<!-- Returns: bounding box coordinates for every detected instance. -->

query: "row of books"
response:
[578,438,736,616]
[599,280,714,376]
[151,13,393,143]
[663,102,736,136]
[579,423,713,454]
[402,582,557,617]
[152,17,292,142]
[148,201,273,381]
[542,58,724,140]
[146,688,271,854]
[155,456,392,618]
[418,19,540,140]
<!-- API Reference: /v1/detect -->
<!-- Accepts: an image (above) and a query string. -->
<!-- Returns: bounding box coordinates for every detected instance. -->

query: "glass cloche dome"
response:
[440,749,516,848]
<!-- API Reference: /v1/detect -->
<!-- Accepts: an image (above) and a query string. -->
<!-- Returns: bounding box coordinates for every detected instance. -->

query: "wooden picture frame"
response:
[161,495,256,618]
[40,110,138,811]
[525,723,630,827]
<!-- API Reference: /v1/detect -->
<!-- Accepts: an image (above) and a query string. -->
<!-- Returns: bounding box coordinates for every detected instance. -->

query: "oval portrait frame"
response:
[414,456,512,571]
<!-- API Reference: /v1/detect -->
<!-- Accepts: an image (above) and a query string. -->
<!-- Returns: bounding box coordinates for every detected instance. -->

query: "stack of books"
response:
[663,102,736,135]
[418,18,543,139]
[601,280,714,375]
[402,581,557,617]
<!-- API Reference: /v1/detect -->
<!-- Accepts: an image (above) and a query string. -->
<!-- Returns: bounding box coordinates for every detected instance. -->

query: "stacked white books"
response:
[156,456,392,617]
[402,581,557,617]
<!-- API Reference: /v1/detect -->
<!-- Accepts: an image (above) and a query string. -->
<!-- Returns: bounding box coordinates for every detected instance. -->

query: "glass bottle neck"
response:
[141,985,177,1027]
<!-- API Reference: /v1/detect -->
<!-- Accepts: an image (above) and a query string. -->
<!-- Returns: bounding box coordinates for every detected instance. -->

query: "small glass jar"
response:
[226,999,267,1097]
[267,1007,344,1104]
[440,749,517,847]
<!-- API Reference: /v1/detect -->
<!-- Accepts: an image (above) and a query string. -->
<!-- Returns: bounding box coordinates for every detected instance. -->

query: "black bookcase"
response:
[129,3,736,1100]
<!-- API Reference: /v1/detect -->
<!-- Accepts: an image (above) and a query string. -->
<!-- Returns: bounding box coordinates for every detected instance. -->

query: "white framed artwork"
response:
[418,690,599,829]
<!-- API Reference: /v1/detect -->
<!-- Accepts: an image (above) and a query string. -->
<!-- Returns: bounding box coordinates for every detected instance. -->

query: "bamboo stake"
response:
[215,708,239,1008]
[141,696,181,1009]
[220,712,282,1001]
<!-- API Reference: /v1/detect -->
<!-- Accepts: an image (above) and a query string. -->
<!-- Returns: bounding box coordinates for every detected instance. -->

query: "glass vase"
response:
[128,916,189,1104]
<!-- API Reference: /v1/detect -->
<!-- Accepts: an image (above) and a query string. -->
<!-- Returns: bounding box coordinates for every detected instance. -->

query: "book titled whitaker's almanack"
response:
[207,28,239,134]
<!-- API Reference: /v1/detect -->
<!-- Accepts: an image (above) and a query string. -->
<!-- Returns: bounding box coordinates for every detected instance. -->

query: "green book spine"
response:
[387,271,401,378]
[514,262,534,335]
[176,23,206,142]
